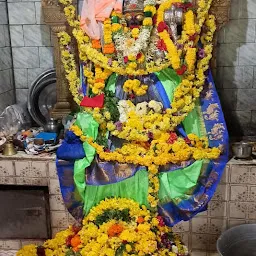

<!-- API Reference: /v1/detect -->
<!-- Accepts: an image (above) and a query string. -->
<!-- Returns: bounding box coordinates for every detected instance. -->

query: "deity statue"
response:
[56,0,229,227]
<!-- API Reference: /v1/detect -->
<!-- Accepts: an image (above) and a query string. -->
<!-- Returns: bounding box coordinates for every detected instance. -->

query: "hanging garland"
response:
[58,8,216,129]
[57,0,218,210]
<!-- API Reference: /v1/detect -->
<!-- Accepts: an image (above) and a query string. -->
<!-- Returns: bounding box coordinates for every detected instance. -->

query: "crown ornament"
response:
[123,0,144,13]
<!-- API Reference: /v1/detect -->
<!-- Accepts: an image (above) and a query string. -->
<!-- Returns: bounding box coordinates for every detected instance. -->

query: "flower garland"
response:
[59,0,218,212]
[59,0,173,76]
[103,18,115,54]
[123,79,148,96]
[156,0,182,69]
[70,123,220,209]
[17,198,189,256]
[111,1,156,64]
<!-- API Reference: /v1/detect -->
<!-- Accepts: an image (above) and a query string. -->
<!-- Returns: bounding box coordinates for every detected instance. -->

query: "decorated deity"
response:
[16,0,229,255]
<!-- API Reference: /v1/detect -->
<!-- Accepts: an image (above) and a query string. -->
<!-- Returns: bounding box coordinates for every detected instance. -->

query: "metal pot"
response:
[232,142,252,159]
[217,224,256,256]
[44,118,59,133]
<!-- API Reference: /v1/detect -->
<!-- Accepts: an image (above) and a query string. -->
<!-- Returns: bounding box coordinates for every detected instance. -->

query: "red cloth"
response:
[80,94,104,108]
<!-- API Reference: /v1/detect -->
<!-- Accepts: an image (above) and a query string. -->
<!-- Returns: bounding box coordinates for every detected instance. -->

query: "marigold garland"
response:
[123,79,148,96]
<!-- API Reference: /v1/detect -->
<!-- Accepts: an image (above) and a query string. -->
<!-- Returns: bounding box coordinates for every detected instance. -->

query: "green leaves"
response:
[104,90,120,123]
[94,208,131,226]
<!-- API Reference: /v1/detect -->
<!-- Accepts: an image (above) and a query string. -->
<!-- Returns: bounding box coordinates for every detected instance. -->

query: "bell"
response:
[3,141,17,156]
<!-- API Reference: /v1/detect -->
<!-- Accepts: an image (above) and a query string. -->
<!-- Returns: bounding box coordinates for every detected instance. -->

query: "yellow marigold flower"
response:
[143,17,153,26]
[17,245,37,256]
[128,54,136,61]
[131,28,140,38]
[125,244,132,252]
[112,23,122,32]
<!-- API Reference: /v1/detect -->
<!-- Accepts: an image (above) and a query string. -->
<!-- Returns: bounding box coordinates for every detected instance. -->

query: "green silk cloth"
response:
[74,68,206,214]
[74,113,99,200]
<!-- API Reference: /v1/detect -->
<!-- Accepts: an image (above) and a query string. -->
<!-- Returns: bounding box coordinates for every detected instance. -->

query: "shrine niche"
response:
[17,0,232,254]
[42,0,231,117]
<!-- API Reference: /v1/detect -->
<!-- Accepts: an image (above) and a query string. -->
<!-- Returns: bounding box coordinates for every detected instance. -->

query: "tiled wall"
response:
[216,0,256,136]
[0,153,77,255]
[172,160,256,255]
[7,0,54,103]
[1,155,256,256]
[0,0,15,113]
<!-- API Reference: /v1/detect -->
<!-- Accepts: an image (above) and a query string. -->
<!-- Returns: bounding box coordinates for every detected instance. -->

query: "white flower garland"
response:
[113,28,151,57]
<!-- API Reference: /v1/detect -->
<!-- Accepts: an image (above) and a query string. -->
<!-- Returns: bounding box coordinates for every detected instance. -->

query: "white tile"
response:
[224,19,256,43]
[0,161,14,176]
[239,43,256,66]
[212,184,229,201]
[0,48,12,70]
[172,220,190,233]
[223,66,254,89]
[3,25,10,47]
[24,25,51,47]
[0,3,8,25]
[0,70,12,93]
[50,211,69,228]
[15,177,48,186]
[8,2,36,25]
[9,25,24,47]
[191,218,208,233]
[49,194,65,211]
[14,69,28,89]
[31,161,47,177]
[217,43,239,67]
[191,234,208,251]
[39,47,54,68]
[229,0,240,20]
[12,47,39,68]
[35,2,45,25]
[49,178,61,194]
[0,177,16,185]
[0,25,5,47]
[15,88,28,104]
[0,250,18,256]
[240,0,256,19]
[0,90,15,113]
[4,240,21,250]
[209,201,227,217]
[48,162,58,178]
[229,202,247,219]
[14,161,29,177]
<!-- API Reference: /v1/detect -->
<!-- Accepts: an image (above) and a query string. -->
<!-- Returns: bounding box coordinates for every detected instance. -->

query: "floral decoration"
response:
[17,198,189,256]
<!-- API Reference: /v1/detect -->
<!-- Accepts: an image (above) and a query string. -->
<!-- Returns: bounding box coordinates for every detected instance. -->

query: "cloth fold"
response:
[80,0,123,39]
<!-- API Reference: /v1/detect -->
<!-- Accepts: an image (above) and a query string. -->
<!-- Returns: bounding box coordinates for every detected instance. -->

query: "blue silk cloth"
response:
[158,70,229,225]
[56,70,229,226]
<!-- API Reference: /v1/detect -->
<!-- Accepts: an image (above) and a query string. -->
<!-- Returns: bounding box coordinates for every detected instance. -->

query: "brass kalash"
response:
[2,137,17,156]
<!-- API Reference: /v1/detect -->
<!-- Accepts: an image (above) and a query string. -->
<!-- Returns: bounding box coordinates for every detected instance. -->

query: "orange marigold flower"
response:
[103,44,115,54]
[107,224,124,237]
[92,39,101,49]
[137,216,144,224]
[71,234,81,248]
